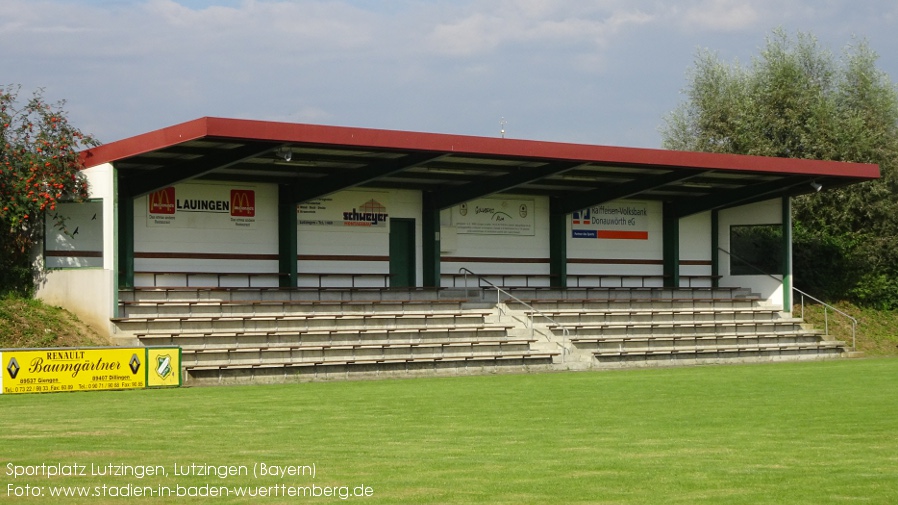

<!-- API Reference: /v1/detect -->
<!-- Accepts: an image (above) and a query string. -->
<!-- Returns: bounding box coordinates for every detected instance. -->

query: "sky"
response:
[2,0,897,148]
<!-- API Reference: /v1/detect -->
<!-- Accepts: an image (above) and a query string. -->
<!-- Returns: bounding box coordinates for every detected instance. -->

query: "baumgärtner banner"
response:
[0,346,181,394]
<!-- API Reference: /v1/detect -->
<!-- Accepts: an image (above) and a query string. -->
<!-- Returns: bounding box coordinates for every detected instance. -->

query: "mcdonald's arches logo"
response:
[230,190,255,217]
[149,187,176,215]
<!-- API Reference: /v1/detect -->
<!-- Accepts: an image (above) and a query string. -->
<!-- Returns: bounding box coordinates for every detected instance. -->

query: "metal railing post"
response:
[458,267,573,362]
[793,287,857,351]
[717,248,858,351]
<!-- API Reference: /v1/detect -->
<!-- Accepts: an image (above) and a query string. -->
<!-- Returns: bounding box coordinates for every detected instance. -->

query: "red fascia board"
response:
[201,118,879,179]
[81,116,881,180]
[79,117,211,167]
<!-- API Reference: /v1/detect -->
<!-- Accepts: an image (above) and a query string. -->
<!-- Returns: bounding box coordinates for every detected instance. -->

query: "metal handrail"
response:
[717,247,858,350]
[794,287,857,351]
[716,247,784,284]
[458,268,570,361]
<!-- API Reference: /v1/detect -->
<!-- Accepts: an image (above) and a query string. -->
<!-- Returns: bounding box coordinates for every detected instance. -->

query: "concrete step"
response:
[574,334,837,351]
[137,327,514,348]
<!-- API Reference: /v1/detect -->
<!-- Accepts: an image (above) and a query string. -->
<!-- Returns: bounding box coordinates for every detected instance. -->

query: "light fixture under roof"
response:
[276,146,292,162]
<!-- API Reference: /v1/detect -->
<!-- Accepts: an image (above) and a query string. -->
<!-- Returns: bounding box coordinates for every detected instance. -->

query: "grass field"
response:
[2,359,897,504]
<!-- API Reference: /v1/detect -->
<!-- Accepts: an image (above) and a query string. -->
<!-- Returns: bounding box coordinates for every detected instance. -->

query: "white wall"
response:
[440,196,549,287]
[133,181,279,287]
[679,211,713,286]
[718,198,785,307]
[36,269,116,336]
[44,200,104,268]
[567,199,663,286]
[36,163,117,335]
[296,188,422,287]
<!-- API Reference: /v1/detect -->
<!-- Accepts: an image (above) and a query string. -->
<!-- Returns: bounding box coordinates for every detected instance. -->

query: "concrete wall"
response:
[567,199,664,287]
[440,196,549,287]
[133,181,279,287]
[679,211,713,286]
[34,168,792,335]
[718,198,786,307]
[36,268,117,336]
[297,188,422,287]
[36,163,117,336]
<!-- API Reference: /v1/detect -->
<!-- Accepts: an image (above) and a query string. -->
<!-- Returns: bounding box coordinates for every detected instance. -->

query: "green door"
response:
[389,218,416,288]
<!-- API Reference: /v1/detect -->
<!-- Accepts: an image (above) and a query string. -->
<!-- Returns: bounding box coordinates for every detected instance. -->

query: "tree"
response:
[661,30,898,307]
[0,85,98,295]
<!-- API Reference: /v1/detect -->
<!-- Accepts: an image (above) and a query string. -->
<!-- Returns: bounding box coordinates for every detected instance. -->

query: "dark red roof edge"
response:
[80,116,881,179]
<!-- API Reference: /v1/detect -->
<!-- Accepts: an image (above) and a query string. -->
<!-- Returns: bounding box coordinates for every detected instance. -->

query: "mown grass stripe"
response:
[1,359,896,504]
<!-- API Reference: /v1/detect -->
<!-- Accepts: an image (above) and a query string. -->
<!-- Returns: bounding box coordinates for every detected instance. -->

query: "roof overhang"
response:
[80,117,880,215]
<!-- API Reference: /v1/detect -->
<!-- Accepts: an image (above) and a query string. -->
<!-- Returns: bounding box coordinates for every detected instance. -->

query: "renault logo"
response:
[6,357,20,379]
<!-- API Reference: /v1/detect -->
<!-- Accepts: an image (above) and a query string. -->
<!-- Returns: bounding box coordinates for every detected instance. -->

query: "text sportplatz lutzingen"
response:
[5,462,375,500]
[6,462,315,480]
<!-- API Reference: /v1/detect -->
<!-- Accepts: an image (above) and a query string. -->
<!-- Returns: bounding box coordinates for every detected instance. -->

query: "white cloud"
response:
[1,0,896,148]
[677,0,761,32]
[427,3,654,57]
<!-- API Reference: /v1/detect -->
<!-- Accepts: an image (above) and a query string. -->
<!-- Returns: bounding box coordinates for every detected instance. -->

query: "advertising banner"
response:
[452,198,535,236]
[147,183,257,229]
[297,190,391,232]
[146,347,182,388]
[571,201,649,240]
[1,347,181,394]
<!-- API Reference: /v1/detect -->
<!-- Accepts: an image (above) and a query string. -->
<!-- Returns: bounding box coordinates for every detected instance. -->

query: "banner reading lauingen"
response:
[146,183,257,229]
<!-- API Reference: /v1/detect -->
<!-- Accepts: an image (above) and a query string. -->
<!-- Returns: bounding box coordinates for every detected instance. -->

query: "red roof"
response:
[80,117,879,215]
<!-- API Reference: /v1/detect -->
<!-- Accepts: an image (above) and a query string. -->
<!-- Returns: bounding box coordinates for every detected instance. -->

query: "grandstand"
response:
[34,118,878,383]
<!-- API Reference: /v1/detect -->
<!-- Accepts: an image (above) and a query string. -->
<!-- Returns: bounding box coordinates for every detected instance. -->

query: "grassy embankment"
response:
[0,295,111,349]
[796,300,898,356]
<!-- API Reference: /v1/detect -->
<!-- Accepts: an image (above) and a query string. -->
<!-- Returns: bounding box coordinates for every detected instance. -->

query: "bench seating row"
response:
[186,352,560,372]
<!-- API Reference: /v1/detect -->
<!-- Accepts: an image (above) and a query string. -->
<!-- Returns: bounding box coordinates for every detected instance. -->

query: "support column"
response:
[549,198,567,288]
[117,185,135,290]
[421,192,441,288]
[663,203,680,288]
[711,210,719,288]
[278,185,298,288]
[782,196,792,312]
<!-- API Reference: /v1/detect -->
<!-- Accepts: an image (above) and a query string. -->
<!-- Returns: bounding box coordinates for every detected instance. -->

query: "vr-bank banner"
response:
[146,183,257,229]
[0,347,181,394]
[571,202,649,240]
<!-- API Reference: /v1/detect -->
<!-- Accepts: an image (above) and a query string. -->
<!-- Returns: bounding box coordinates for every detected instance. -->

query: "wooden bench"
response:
[567,274,723,289]
[593,340,844,359]
[514,295,760,307]
[119,297,475,316]
[441,273,555,288]
[179,338,537,354]
[134,271,288,288]
[134,325,517,346]
[550,319,802,332]
[297,272,391,288]
[184,351,560,372]
[570,330,822,345]
[114,311,492,325]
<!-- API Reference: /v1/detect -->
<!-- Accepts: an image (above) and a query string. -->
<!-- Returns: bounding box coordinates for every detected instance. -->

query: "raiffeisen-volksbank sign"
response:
[0,346,181,394]
[571,201,650,240]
